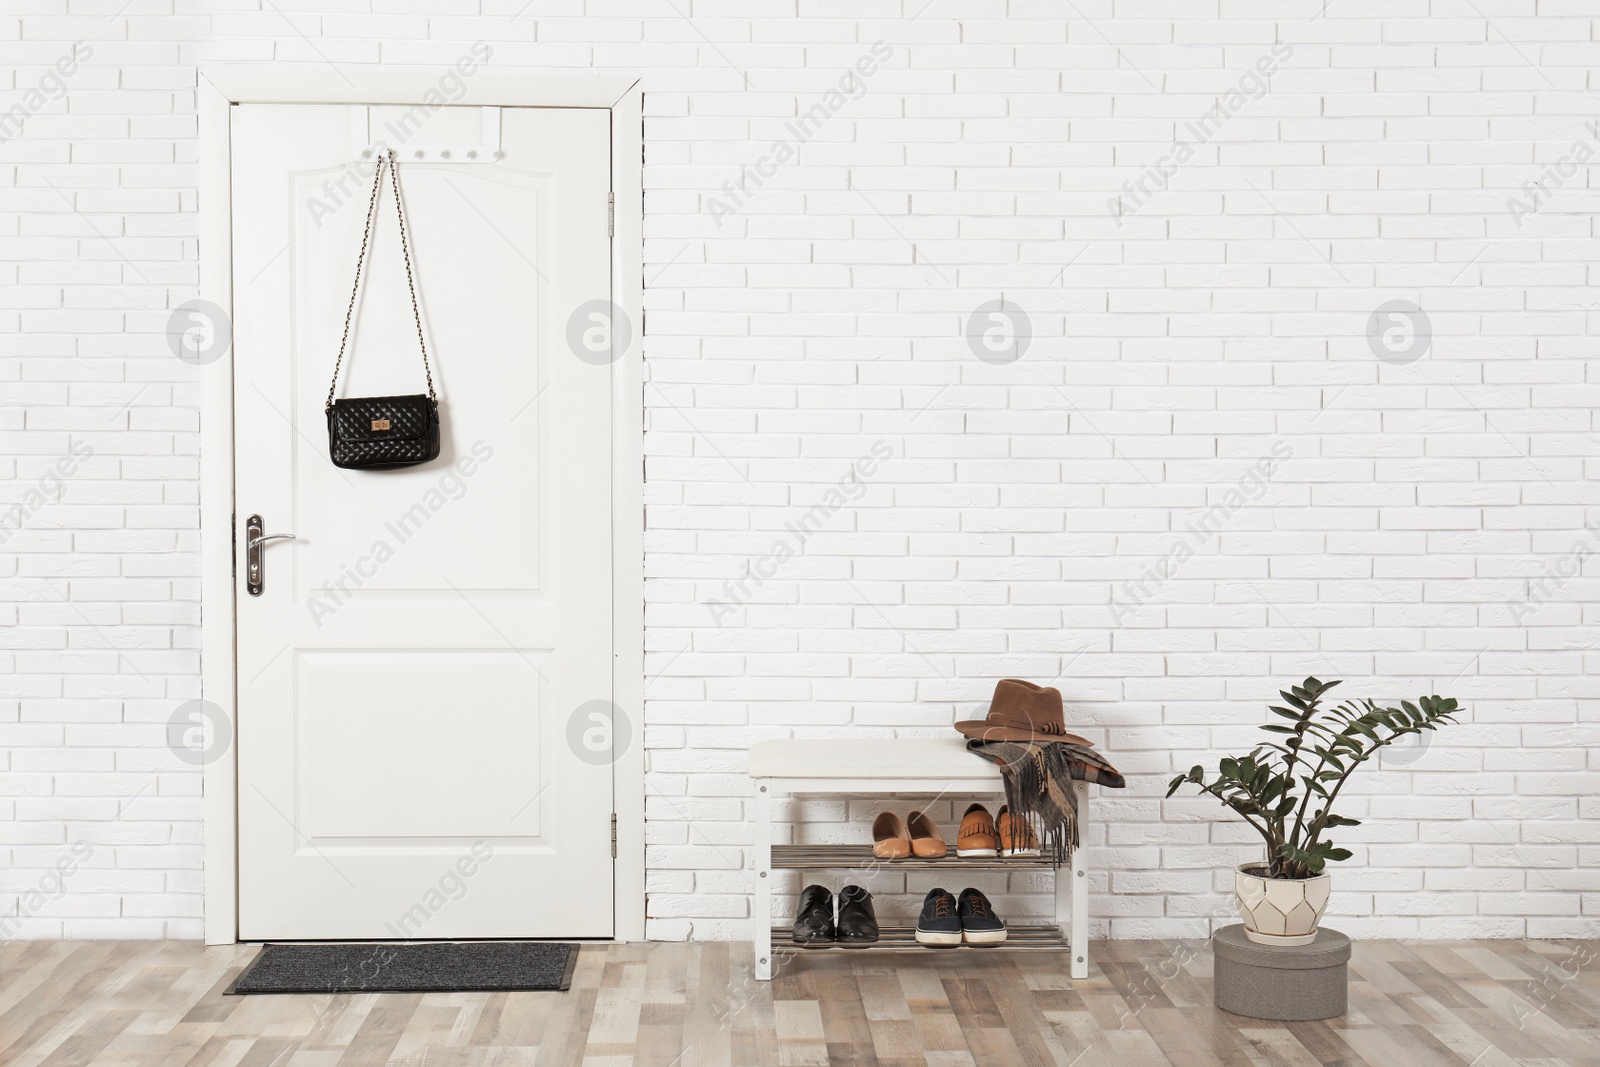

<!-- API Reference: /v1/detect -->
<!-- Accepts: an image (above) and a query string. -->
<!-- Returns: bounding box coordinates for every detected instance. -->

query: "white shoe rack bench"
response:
[748,738,1089,981]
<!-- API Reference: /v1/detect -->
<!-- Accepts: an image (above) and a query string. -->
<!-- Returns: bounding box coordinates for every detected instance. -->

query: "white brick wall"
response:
[3,1,1598,942]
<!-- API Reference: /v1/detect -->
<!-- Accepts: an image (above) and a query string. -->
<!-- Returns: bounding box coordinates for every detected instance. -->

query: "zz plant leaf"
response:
[1165,678,1461,880]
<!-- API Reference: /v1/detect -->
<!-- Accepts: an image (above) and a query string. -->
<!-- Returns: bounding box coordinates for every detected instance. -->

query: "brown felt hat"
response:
[953,679,1093,746]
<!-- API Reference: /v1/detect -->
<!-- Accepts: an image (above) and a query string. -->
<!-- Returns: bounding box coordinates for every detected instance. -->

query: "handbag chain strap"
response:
[326,150,436,412]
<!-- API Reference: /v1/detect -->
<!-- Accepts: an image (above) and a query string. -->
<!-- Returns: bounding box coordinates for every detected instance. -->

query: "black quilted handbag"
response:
[325,150,441,470]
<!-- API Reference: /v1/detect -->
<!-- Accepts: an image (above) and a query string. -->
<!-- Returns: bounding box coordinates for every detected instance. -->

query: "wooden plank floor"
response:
[0,938,1596,1066]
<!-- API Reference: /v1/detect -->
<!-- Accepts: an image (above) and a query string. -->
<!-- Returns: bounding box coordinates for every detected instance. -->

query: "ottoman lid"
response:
[1213,924,1351,969]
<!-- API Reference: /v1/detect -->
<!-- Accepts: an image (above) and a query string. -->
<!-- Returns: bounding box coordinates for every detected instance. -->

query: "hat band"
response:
[994,718,1063,735]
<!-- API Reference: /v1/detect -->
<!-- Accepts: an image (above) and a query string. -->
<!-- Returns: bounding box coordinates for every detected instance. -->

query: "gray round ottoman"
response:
[1212,924,1351,1021]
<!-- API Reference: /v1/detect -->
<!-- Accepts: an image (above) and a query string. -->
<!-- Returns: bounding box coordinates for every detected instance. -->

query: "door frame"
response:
[197,69,645,945]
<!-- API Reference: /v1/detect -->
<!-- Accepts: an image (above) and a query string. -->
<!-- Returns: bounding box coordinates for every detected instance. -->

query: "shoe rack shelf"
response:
[771,844,1056,872]
[773,924,1069,952]
[748,738,1090,981]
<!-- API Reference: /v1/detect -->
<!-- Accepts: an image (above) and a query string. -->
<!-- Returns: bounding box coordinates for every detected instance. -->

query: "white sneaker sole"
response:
[915,929,962,946]
[1001,848,1041,858]
[956,848,999,858]
[963,928,1008,945]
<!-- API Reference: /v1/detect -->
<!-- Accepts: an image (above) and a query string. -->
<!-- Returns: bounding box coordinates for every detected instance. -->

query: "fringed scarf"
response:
[966,740,1125,867]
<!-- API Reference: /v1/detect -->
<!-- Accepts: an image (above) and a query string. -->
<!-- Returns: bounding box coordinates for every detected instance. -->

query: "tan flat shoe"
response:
[957,803,998,858]
[872,811,911,859]
[907,811,947,858]
[997,805,1041,857]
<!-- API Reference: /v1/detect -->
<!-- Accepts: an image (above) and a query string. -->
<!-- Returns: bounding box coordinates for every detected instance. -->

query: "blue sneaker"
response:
[915,888,961,946]
[958,887,1007,944]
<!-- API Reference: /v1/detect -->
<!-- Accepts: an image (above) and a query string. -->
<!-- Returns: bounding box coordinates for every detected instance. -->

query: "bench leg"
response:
[1069,784,1088,979]
[754,782,773,981]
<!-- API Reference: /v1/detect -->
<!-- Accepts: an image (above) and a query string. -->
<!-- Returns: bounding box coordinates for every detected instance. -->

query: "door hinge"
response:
[611,812,618,858]
[230,513,236,580]
[608,192,614,237]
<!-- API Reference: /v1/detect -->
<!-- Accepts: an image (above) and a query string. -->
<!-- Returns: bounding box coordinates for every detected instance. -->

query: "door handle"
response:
[245,514,295,597]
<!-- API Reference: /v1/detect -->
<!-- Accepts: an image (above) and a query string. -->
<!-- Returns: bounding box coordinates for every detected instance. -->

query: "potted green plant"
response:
[1167,677,1460,946]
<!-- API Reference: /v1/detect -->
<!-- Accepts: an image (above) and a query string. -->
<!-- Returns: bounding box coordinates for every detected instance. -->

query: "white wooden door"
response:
[231,103,615,940]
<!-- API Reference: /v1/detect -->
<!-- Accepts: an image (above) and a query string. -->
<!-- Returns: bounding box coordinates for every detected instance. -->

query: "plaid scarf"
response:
[966,740,1125,867]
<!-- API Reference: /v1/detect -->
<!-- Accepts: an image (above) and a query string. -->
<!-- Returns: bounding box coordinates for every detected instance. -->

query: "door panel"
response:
[295,651,545,841]
[232,103,614,940]
[289,164,550,596]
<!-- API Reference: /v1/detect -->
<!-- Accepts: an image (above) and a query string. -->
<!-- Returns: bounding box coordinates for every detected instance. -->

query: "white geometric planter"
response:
[1234,864,1331,947]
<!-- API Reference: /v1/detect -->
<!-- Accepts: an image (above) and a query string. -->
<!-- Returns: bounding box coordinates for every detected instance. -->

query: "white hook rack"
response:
[351,105,503,164]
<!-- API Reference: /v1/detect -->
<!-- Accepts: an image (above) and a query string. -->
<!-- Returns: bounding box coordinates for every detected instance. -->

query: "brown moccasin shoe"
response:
[997,805,1041,857]
[907,810,947,858]
[872,811,911,859]
[956,803,998,858]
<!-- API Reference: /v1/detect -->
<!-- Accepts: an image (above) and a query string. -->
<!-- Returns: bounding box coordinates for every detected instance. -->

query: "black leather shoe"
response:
[792,884,835,944]
[835,884,879,945]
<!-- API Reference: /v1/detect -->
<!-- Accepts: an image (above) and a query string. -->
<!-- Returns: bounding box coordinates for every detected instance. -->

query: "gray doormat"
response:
[226,942,578,994]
